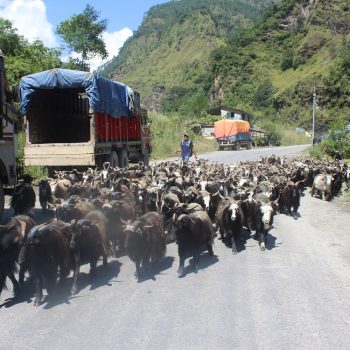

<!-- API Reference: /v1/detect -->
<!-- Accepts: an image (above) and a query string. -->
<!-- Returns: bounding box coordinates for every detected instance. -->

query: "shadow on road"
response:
[249,231,279,251]
[0,259,122,310]
[219,227,251,253]
[180,252,219,277]
[0,283,34,309]
[44,260,122,309]
[69,259,122,293]
[137,256,175,283]
[266,233,278,250]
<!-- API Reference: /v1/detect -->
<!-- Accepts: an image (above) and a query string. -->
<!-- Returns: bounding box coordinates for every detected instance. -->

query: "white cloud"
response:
[87,28,133,71]
[0,0,58,47]
[0,0,133,71]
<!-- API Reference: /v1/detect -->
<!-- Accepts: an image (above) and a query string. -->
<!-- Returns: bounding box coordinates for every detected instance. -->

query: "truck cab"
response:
[0,50,18,218]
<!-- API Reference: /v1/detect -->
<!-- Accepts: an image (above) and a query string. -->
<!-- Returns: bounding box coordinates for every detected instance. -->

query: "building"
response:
[207,106,253,126]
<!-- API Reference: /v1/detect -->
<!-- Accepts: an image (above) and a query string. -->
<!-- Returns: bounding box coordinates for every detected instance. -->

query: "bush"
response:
[254,136,268,146]
[307,145,324,159]
[254,79,275,108]
[267,130,282,146]
[320,120,350,158]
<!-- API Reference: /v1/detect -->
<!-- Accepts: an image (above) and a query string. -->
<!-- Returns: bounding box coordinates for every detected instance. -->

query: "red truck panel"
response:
[95,113,141,142]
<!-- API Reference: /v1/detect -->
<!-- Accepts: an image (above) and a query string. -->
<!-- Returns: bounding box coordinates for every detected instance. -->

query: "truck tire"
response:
[118,149,129,168]
[246,142,252,150]
[0,179,4,221]
[218,145,224,151]
[110,151,119,168]
[236,143,241,151]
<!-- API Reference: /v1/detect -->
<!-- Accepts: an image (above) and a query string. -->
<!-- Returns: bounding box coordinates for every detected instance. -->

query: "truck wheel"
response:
[118,149,129,168]
[110,151,119,168]
[0,179,4,221]
[219,145,224,151]
[246,142,252,150]
[236,143,241,151]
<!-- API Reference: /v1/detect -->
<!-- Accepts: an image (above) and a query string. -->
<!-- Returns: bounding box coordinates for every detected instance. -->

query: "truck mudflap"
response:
[24,143,95,166]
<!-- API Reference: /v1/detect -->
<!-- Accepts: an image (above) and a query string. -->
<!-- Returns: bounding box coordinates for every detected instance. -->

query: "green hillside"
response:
[100,0,279,113]
[209,0,350,129]
[101,0,350,131]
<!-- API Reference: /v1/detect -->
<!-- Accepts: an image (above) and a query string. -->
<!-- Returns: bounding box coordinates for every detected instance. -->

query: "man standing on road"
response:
[177,132,197,164]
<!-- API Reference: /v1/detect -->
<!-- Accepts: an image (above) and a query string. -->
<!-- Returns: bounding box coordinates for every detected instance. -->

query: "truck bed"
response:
[26,88,90,144]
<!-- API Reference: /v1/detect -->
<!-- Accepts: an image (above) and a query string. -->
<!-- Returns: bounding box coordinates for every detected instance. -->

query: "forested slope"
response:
[100,0,279,113]
[102,0,350,130]
[209,0,350,128]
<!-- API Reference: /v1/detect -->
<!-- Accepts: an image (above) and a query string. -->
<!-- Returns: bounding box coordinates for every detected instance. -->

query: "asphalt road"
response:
[200,144,310,164]
[1,144,350,350]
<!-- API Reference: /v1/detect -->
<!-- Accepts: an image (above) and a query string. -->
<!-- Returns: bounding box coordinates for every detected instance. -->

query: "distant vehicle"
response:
[295,127,305,134]
[214,119,252,150]
[0,50,18,219]
[20,69,152,171]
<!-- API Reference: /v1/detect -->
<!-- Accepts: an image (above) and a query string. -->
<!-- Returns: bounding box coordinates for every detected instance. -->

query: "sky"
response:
[0,0,169,70]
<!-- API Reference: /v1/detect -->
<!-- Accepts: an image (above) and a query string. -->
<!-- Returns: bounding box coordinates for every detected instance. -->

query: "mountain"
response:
[100,0,280,112]
[101,0,350,130]
[209,0,350,129]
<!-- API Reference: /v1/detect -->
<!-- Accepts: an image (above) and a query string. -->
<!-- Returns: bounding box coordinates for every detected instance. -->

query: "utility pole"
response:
[312,85,316,147]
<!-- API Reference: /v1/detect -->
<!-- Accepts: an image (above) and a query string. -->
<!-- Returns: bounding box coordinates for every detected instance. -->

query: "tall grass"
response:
[149,112,217,159]
[256,119,311,146]
[279,128,311,146]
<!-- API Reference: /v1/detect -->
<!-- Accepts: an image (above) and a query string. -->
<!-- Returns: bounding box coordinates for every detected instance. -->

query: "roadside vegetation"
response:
[308,121,350,160]
[149,111,310,160]
[149,112,217,159]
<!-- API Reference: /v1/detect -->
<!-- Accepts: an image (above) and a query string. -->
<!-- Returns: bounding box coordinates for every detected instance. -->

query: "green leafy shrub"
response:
[267,130,282,146]
[254,79,275,108]
[253,136,268,146]
[320,121,350,158]
[307,145,324,159]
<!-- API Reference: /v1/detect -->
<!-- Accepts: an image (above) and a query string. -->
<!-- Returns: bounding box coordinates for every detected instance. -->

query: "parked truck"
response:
[0,50,18,219]
[20,69,151,171]
[214,119,252,150]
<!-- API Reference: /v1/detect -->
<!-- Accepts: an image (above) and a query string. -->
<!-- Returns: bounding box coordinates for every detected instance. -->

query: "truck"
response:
[214,119,252,150]
[20,69,151,171]
[0,50,18,219]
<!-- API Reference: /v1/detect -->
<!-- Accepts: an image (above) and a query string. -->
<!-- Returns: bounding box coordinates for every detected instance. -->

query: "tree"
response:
[254,79,275,109]
[56,4,108,69]
[62,57,90,71]
[0,18,25,55]
[6,40,61,87]
[0,18,61,87]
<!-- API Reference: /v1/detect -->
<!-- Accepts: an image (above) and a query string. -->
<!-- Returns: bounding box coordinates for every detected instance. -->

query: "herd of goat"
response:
[1,155,349,306]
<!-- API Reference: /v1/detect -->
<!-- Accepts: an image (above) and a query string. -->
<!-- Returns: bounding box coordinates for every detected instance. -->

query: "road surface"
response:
[1,145,350,350]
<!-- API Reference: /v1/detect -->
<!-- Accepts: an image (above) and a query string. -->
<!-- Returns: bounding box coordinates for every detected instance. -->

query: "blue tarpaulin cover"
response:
[20,68,133,117]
